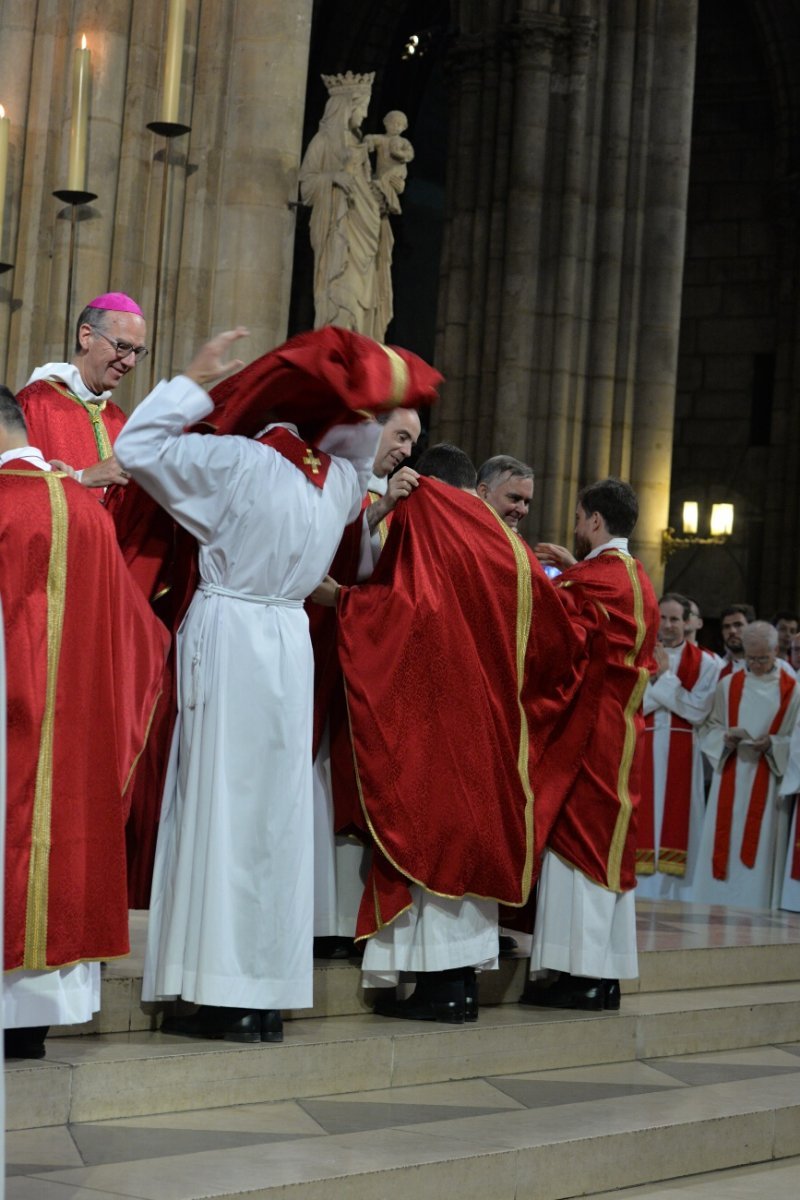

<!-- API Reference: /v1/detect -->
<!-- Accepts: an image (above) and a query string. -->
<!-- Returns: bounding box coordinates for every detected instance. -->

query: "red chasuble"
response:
[17,378,127,470]
[1,465,168,970]
[546,550,660,894]
[336,480,608,940]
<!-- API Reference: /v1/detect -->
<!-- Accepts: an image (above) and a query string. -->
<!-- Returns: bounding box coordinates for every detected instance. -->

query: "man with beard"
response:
[719,605,756,677]
[635,594,718,901]
[519,477,659,1011]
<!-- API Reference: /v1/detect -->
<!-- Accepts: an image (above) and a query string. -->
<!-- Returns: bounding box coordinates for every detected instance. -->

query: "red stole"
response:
[712,669,796,879]
[256,426,331,488]
[638,640,703,877]
[793,805,800,881]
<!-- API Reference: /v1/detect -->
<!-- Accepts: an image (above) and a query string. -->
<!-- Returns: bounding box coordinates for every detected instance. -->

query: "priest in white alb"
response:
[115,326,439,1044]
[636,593,718,901]
[693,621,800,910]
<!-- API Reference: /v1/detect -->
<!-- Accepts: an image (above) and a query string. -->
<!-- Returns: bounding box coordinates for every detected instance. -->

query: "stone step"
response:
[7,1044,800,1199]
[50,902,800,1039]
[9,979,800,1130]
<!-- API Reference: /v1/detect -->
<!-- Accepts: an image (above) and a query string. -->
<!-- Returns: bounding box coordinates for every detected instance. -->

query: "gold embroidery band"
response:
[607,552,648,892]
[24,474,69,969]
[483,502,536,900]
[379,345,409,407]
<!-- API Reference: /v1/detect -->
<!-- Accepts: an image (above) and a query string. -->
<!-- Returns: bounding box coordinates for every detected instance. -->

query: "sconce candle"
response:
[67,36,91,192]
[161,0,187,125]
[0,105,8,244]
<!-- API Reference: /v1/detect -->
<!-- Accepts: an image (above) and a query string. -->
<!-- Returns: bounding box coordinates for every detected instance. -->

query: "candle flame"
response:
[81,34,87,50]
[0,105,4,119]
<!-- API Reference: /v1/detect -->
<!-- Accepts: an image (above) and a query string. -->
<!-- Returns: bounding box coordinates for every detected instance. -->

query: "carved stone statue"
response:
[298,75,413,342]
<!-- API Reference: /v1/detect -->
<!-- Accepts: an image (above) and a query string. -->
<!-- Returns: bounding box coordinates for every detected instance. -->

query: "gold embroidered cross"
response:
[303,448,322,474]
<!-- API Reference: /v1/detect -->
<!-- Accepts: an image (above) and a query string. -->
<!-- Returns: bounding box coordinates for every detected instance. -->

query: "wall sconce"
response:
[661,501,734,562]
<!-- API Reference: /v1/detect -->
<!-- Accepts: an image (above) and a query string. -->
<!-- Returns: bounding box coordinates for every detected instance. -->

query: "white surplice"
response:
[636,642,718,902]
[693,669,800,911]
[116,375,378,1010]
[312,474,385,940]
[778,718,800,913]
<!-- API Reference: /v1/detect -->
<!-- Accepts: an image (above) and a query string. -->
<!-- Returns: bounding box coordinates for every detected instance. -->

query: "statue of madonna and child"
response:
[299,72,414,342]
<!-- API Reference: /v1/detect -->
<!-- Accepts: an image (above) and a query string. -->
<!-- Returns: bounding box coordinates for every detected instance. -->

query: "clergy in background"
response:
[636,593,718,902]
[693,621,800,910]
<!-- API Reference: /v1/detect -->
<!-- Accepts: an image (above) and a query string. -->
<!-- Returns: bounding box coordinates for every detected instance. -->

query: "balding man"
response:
[692,621,800,909]
[17,292,147,490]
[476,455,534,533]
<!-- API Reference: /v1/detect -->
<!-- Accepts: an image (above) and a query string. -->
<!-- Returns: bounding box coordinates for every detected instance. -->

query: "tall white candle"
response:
[67,36,91,192]
[0,105,9,248]
[161,0,187,125]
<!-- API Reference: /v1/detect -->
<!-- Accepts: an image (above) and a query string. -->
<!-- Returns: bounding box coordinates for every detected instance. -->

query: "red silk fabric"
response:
[17,379,126,471]
[792,807,800,881]
[712,668,796,879]
[1,465,168,969]
[545,552,660,893]
[336,480,607,939]
[638,640,703,876]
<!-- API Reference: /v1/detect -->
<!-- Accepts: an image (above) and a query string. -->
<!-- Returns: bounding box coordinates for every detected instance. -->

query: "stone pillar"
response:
[628,0,697,586]
[0,0,313,406]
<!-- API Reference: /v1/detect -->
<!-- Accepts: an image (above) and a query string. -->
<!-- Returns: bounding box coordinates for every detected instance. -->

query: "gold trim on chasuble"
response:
[606,551,649,893]
[345,504,535,935]
[367,489,390,547]
[46,379,113,460]
[24,474,69,969]
[378,345,410,407]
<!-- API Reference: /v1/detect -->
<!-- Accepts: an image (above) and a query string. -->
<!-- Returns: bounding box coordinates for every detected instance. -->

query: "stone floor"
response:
[5,901,800,1200]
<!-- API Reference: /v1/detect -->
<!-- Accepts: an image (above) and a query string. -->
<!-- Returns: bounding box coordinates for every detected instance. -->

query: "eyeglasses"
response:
[93,330,149,364]
[745,655,774,665]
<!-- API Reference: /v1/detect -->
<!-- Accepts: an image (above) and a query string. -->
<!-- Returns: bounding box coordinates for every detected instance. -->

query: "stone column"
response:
[493,8,560,457]
[628,0,698,586]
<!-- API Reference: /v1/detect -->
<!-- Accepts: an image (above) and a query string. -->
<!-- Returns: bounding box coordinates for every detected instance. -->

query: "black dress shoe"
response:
[4,1025,48,1059]
[261,1009,284,1043]
[463,968,479,1023]
[314,936,355,960]
[602,978,621,1010]
[499,935,519,958]
[160,1006,223,1040]
[161,1005,262,1042]
[374,971,466,1024]
[518,972,604,1012]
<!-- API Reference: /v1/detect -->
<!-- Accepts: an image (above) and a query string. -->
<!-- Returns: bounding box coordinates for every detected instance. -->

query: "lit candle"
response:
[67,35,91,192]
[0,105,8,247]
[161,0,186,125]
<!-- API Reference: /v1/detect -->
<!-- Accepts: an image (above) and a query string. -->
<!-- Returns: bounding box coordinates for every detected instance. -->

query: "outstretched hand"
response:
[185,328,249,389]
[535,542,577,569]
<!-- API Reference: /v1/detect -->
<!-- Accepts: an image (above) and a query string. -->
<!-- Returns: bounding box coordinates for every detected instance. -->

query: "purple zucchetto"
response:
[87,292,145,317]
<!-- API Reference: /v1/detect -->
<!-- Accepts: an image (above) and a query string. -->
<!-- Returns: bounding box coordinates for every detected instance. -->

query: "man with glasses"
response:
[17,292,147,491]
[692,621,800,909]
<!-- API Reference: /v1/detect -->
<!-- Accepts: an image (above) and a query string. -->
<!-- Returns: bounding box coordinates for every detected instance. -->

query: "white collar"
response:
[26,361,112,403]
[0,445,51,470]
[584,536,629,561]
